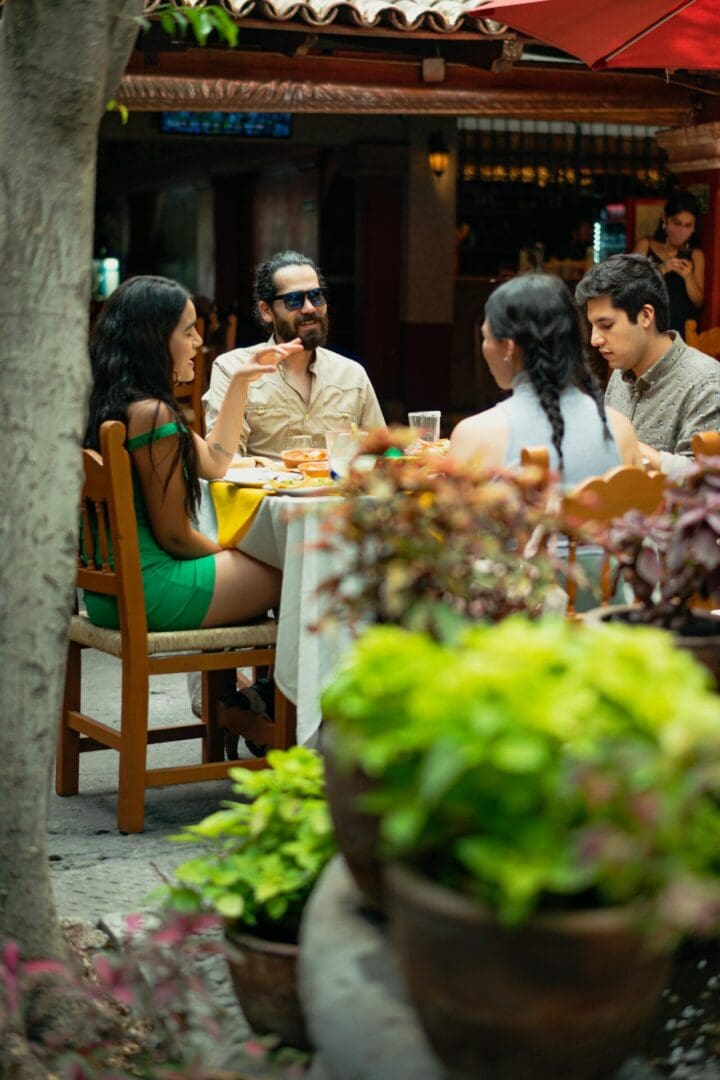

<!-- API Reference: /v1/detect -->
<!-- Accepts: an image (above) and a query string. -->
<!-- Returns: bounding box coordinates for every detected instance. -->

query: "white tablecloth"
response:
[196,483,351,746]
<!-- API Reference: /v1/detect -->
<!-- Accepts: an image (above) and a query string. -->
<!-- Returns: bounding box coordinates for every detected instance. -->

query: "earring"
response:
[659,219,667,239]
[172,371,180,386]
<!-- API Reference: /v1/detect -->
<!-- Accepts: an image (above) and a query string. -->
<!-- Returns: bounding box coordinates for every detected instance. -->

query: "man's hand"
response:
[638,441,661,470]
[254,338,303,367]
[230,339,304,387]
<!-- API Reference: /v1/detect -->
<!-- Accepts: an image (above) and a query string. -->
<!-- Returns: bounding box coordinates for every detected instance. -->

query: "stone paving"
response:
[48,650,257,1071]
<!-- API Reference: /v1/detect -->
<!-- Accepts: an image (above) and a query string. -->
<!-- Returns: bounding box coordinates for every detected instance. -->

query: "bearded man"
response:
[204,250,385,462]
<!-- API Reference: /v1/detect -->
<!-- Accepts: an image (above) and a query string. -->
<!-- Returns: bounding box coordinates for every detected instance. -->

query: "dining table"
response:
[196,480,353,747]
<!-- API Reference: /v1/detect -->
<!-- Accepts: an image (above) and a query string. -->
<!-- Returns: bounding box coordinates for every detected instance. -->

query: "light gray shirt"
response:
[605,332,720,473]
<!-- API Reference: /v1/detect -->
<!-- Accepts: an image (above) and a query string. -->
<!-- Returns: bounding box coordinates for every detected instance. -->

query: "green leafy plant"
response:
[322,616,720,939]
[603,455,720,631]
[137,4,240,48]
[160,748,336,943]
[318,429,578,642]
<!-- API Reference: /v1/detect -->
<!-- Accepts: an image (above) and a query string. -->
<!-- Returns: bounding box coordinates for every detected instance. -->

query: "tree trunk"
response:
[0,0,142,960]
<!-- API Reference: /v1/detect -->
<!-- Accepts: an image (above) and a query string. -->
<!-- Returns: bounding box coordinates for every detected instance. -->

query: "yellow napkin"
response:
[210,482,268,547]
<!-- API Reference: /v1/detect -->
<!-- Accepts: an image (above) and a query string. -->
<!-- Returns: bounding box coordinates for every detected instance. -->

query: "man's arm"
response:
[204,355,231,442]
[642,375,720,472]
[358,377,386,432]
[204,351,251,456]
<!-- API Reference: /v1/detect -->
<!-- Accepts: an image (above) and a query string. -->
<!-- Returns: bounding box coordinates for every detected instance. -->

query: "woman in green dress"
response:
[84,274,301,631]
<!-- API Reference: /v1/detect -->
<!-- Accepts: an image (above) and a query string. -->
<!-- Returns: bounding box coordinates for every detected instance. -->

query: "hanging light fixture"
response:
[428,132,450,178]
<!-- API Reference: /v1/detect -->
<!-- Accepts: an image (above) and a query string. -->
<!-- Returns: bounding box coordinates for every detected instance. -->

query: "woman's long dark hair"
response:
[85,275,200,516]
[484,274,609,468]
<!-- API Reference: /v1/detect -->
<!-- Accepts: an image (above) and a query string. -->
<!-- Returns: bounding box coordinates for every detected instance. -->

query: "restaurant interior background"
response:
[91,106,693,430]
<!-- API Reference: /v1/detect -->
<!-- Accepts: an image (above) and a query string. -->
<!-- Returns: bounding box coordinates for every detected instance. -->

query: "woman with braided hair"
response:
[450,273,641,485]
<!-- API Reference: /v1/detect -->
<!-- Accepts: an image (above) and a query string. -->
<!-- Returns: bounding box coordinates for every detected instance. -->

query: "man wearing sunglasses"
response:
[204,250,385,462]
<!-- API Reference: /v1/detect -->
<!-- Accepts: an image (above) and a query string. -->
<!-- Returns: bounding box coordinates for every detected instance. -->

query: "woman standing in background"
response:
[633,191,705,334]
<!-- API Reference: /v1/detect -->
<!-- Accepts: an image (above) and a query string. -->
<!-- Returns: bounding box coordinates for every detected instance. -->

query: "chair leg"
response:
[56,640,82,796]
[117,659,150,834]
[203,669,234,763]
[274,687,297,750]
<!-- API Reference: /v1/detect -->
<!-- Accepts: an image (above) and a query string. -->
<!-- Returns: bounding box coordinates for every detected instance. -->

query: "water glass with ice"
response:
[326,429,359,480]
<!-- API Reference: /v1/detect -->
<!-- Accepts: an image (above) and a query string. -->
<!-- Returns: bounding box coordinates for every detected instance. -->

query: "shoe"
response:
[222,677,274,760]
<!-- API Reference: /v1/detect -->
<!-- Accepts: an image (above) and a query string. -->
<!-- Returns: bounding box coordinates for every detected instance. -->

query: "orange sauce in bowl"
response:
[297,459,331,479]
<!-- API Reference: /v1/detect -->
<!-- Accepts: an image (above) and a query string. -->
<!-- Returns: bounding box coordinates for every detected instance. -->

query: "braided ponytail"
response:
[484,273,609,478]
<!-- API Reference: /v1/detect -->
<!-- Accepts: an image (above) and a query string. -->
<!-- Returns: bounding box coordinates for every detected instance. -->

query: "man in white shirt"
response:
[204,250,385,461]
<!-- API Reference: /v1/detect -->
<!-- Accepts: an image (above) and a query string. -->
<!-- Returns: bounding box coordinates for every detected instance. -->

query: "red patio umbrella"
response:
[474,0,720,70]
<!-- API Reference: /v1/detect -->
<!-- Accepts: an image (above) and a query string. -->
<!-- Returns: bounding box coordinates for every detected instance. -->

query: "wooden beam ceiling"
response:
[121,46,698,124]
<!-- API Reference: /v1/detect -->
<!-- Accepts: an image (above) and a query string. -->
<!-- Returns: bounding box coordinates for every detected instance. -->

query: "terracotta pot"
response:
[321,726,384,910]
[385,863,671,1080]
[224,927,310,1049]
[583,604,720,689]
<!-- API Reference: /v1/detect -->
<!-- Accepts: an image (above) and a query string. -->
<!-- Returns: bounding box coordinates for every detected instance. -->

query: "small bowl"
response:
[298,459,331,479]
[281,448,329,468]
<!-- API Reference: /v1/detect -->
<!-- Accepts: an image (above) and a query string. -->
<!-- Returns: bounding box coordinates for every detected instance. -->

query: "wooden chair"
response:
[520,446,550,472]
[225,313,238,352]
[56,420,296,833]
[562,465,666,617]
[684,320,720,360]
[692,430,720,457]
[173,344,206,436]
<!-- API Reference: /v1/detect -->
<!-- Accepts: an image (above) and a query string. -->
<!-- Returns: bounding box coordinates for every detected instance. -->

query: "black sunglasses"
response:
[270,288,327,311]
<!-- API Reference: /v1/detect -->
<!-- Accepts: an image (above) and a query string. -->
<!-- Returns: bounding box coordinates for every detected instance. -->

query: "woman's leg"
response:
[201,549,280,627]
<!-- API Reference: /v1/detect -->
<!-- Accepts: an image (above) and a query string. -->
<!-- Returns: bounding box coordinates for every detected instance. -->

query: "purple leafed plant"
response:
[0,912,274,1078]
[604,455,720,631]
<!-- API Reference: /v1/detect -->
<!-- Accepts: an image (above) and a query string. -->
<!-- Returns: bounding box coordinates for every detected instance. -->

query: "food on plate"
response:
[270,475,337,491]
[421,438,451,455]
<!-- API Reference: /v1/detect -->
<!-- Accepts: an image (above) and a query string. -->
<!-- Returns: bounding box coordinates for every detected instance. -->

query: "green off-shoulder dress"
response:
[83,422,216,631]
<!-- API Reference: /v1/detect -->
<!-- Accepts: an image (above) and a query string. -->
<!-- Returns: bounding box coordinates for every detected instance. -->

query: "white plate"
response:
[221,467,300,487]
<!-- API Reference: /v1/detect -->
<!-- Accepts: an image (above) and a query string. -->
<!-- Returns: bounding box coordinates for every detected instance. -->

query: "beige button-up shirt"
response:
[203,338,385,461]
[605,332,720,473]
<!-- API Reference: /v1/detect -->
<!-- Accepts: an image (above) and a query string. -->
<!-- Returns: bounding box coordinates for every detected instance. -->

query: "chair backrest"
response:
[684,319,720,360]
[562,465,666,615]
[79,421,148,643]
[691,430,720,458]
[173,346,206,435]
[520,446,550,472]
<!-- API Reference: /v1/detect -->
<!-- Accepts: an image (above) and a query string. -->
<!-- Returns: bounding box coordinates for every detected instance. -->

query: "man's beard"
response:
[274,311,329,350]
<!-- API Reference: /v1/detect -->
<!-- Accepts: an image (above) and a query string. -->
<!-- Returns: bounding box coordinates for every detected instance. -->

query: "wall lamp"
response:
[428,132,450,178]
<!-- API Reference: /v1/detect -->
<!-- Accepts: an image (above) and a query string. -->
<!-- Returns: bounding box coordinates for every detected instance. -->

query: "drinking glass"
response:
[408,410,441,443]
[326,429,359,480]
[285,435,313,452]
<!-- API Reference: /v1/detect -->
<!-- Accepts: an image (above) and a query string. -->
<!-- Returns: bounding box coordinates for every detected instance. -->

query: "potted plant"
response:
[320,432,572,641]
[593,454,720,683]
[158,747,336,1050]
[318,443,577,906]
[321,615,720,1079]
